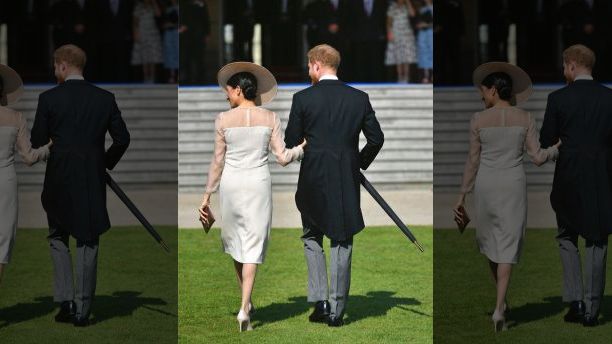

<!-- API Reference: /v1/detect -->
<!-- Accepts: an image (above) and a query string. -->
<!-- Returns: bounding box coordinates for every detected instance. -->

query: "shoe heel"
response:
[492,310,506,333]
[237,310,252,332]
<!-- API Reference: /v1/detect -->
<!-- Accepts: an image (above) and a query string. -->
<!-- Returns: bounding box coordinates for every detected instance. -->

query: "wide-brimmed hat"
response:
[0,64,24,106]
[217,62,277,105]
[472,62,532,105]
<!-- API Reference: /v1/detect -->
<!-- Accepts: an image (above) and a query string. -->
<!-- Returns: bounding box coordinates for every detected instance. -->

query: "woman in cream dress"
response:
[454,62,560,332]
[0,64,51,283]
[198,62,306,332]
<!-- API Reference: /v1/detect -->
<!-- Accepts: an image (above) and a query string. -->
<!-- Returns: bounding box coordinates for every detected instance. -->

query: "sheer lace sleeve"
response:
[204,113,227,195]
[15,112,50,166]
[269,112,303,166]
[525,112,558,166]
[460,113,481,194]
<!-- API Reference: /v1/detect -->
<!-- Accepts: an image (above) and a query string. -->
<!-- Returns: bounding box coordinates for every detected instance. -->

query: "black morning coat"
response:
[285,79,384,241]
[31,79,130,241]
[540,79,612,242]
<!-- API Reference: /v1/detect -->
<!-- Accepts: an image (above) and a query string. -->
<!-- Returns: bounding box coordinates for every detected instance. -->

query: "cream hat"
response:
[0,64,24,106]
[217,62,277,106]
[473,62,533,105]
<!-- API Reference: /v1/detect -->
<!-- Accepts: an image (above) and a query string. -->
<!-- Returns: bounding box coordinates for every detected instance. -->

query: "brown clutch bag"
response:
[200,206,215,233]
[454,205,470,234]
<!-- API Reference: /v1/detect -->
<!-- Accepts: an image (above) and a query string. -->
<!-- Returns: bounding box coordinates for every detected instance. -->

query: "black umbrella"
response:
[105,172,170,253]
[360,172,424,252]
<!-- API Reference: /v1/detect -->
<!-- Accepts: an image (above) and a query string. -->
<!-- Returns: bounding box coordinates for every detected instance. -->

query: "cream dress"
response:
[460,106,558,264]
[0,107,50,264]
[205,106,303,264]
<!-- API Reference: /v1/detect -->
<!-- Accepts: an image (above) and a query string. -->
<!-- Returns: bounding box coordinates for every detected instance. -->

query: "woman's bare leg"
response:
[240,263,258,314]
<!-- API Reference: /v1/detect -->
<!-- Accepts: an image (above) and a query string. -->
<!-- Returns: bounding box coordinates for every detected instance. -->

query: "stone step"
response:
[13,85,178,187]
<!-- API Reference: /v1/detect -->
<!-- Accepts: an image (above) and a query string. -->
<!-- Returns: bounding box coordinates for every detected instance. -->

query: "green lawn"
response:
[179,226,432,344]
[0,227,178,344]
[434,228,612,343]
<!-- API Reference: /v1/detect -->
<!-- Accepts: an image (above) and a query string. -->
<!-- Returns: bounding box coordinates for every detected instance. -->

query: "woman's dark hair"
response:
[226,72,258,101]
[481,72,513,101]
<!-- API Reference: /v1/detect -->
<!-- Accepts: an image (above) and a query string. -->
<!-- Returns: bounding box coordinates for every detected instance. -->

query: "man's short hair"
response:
[307,44,341,70]
[563,44,596,70]
[54,44,87,70]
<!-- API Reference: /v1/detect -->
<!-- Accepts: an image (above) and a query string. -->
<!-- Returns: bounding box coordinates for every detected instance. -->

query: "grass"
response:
[179,226,432,344]
[434,228,612,343]
[0,227,178,344]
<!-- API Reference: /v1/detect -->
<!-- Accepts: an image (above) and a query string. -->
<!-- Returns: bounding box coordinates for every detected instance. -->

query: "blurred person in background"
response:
[226,0,256,62]
[414,0,433,83]
[385,0,417,83]
[433,0,464,84]
[131,0,163,83]
[302,0,349,78]
[346,0,387,82]
[179,0,210,85]
[162,0,179,83]
[90,0,134,82]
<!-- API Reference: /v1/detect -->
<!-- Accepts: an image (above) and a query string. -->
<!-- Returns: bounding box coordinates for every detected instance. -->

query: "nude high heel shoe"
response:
[237,309,253,332]
[492,309,507,333]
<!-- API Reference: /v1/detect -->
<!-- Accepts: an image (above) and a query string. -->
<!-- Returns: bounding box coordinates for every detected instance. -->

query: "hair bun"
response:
[244,85,257,100]
[499,86,513,100]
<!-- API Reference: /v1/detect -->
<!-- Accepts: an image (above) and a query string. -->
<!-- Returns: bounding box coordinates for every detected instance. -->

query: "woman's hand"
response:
[48,139,53,147]
[554,138,562,149]
[299,138,307,150]
[199,194,211,222]
[453,194,466,218]
[387,31,394,41]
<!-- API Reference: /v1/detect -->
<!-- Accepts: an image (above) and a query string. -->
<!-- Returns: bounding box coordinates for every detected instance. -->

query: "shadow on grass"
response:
[252,291,424,328]
[507,295,612,328]
[506,296,565,329]
[0,291,175,329]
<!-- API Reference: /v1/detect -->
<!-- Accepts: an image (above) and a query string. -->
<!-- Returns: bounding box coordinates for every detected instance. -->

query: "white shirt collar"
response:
[319,74,339,81]
[65,74,85,81]
[575,74,593,81]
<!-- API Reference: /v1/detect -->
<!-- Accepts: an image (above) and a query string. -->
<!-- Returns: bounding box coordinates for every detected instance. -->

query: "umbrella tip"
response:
[414,241,424,252]
[161,240,170,253]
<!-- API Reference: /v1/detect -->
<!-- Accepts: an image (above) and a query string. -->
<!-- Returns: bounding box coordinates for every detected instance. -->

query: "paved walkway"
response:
[434,191,557,229]
[17,187,178,228]
[179,188,433,229]
[17,187,433,229]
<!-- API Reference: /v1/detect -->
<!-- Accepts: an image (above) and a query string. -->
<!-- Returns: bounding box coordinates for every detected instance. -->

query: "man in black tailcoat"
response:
[31,45,130,326]
[540,44,612,327]
[285,44,384,326]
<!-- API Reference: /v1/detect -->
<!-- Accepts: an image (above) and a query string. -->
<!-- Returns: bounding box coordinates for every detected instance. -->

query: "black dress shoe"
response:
[327,317,344,327]
[564,301,585,323]
[583,315,600,327]
[73,317,91,327]
[54,301,76,323]
[308,300,330,323]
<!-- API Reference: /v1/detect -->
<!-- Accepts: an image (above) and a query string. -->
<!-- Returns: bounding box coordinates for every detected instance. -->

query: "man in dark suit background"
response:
[302,0,349,79]
[346,0,386,82]
[89,0,134,82]
[285,44,384,326]
[558,0,612,79]
[539,44,612,327]
[179,0,211,84]
[31,44,130,326]
[225,0,256,61]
